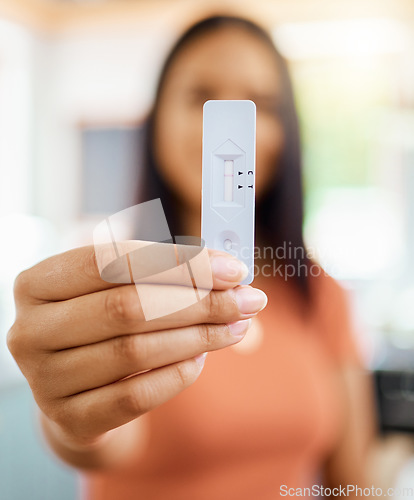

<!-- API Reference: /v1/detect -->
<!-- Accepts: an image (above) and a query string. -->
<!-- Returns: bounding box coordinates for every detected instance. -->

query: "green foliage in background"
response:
[291,57,391,219]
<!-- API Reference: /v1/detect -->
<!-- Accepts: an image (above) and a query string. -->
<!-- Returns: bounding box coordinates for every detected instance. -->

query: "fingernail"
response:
[210,255,248,282]
[194,352,207,368]
[234,287,268,315]
[228,319,251,337]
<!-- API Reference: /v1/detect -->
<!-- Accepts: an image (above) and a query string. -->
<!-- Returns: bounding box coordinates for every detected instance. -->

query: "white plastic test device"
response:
[201,100,256,285]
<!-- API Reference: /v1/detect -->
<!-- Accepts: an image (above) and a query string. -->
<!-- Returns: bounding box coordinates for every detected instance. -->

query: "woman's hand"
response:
[7,243,267,460]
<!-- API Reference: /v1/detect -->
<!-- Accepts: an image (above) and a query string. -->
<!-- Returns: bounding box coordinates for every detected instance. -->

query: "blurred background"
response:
[1,0,414,498]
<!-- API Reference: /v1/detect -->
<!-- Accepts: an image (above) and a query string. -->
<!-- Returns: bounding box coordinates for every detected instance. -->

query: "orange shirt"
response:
[84,272,361,500]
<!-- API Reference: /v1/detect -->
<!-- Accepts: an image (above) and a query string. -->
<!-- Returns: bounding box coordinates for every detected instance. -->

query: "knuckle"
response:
[198,324,219,348]
[173,361,196,388]
[13,270,31,300]
[113,335,144,365]
[51,401,99,444]
[6,324,18,356]
[51,403,76,435]
[83,247,100,280]
[104,287,141,324]
[6,321,27,358]
[6,322,44,389]
[205,290,223,322]
[117,388,145,417]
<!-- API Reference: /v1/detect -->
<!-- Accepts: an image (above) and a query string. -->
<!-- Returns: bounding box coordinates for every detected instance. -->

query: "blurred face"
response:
[153,25,284,212]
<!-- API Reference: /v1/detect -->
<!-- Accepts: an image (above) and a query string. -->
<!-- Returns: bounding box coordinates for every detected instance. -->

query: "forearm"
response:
[324,434,414,500]
[323,362,414,496]
[39,411,147,471]
[323,420,411,495]
[364,433,414,492]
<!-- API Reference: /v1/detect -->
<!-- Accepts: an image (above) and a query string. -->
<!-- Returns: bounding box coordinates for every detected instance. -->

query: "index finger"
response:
[15,241,248,303]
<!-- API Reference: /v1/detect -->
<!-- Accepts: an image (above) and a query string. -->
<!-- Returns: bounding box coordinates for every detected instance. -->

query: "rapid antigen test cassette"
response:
[201,100,256,285]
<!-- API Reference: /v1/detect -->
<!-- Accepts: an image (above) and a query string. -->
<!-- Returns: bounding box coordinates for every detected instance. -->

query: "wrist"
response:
[39,410,109,453]
[38,409,148,471]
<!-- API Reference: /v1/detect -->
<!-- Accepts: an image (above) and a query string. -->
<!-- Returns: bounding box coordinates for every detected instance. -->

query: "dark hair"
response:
[139,15,311,301]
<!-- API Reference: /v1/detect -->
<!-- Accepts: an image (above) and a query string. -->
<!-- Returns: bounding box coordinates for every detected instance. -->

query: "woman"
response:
[8,13,380,500]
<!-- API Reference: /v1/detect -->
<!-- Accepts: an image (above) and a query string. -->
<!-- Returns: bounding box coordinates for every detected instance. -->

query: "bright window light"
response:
[273,18,410,60]
[304,188,404,281]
